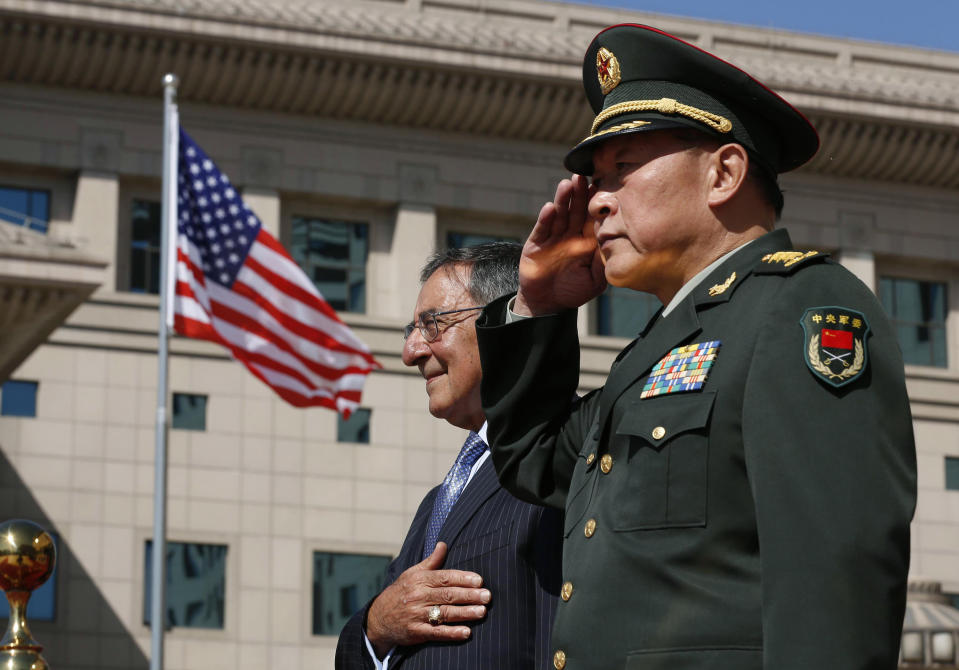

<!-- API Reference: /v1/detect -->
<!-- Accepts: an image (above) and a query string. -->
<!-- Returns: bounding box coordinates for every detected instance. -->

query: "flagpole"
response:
[151,72,179,670]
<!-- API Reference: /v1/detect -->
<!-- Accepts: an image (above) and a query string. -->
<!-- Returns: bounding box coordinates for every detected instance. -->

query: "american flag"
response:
[173,128,380,415]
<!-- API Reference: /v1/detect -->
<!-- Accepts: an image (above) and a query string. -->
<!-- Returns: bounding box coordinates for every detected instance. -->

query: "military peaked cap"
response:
[564,24,820,176]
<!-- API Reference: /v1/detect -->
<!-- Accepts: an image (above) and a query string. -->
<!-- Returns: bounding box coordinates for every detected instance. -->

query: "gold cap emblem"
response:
[596,47,621,95]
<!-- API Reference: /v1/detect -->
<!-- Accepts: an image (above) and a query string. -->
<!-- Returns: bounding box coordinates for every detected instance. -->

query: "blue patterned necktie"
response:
[422,431,487,559]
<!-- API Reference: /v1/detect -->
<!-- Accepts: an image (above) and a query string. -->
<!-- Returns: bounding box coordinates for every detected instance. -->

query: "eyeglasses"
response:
[403,306,484,342]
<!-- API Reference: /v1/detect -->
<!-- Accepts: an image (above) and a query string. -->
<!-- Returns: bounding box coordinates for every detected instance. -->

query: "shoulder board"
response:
[753,250,830,275]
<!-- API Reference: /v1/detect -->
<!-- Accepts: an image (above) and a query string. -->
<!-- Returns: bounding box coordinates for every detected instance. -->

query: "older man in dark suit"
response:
[335,242,562,669]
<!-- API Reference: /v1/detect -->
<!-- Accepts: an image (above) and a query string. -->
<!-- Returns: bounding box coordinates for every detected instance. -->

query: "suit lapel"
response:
[437,456,499,549]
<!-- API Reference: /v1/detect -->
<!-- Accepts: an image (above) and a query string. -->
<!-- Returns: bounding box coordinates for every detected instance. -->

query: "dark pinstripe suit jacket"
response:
[335,456,563,669]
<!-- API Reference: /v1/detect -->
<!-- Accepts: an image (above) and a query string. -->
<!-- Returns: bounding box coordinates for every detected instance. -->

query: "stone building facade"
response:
[1,0,958,668]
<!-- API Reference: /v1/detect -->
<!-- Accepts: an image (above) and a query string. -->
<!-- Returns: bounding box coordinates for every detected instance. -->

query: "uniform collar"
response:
[661,239,757,317]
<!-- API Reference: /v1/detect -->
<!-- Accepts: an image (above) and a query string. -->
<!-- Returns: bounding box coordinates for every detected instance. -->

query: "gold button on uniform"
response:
[652,425,666,440]
[561,581,573,601]
[600,454,613,473]
[584,518,597,538]
[586,453,595,466]
[553,650,567,669]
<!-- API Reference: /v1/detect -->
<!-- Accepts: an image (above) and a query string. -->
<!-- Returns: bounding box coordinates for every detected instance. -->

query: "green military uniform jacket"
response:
[476,228,916,670]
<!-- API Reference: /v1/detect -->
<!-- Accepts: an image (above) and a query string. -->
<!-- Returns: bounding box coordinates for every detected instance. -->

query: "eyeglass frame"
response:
[403,306,485,342]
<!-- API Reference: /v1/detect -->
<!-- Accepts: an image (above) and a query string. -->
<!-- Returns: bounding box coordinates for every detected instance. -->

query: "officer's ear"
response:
[705,142,749,208]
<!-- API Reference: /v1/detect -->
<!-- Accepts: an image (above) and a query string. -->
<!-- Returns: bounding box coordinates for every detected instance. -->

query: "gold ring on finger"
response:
[428,605,442,626]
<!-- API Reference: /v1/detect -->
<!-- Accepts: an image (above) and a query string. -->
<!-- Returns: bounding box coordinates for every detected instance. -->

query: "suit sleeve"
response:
[742,266,916,669]
[476,294,599,509]
[334,488,440,670]
[335,607,378,670]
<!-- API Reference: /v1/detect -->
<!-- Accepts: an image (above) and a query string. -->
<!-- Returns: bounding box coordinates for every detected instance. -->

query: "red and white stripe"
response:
[174,227,380,415]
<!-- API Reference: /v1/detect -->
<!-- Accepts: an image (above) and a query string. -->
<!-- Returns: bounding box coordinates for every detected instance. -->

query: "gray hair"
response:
[420,241,522,304]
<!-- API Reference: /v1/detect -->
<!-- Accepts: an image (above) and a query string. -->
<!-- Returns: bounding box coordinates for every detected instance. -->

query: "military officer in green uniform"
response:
[475,24,916,670]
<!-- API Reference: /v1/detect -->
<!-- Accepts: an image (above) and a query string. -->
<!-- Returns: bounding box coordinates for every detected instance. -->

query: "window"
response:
[879,277,947,367]
[596,286,661,337]
[947,456,959,491]
[337,408,371,444]
[312,551,391,635]
[172,393,207,431]
[130,199,162,294]
[143,541,227,629]
[290,217,368,313]
[446,232,520,248]
[1,380,38,417]
[0,534,57,621]
[0,185,49,233]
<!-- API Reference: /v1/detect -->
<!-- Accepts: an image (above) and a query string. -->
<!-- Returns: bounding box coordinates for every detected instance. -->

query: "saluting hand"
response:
[365,542,491,659]
[514,174,606,316]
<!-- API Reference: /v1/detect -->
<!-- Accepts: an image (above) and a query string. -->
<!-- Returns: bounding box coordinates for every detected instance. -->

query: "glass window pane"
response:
[0,186,49,233]
[878,277,894,314]
[946,457,959,491]
[881,277,948,368]
[143,541,227,629]
[338,408,370,444]
[130,199,162,294]
[172,393,207,431]
[290,217,368,313]
[1,380,38,417]
[312,551,391,635]
[446,232,520,248]
[596,286,661,337]
[893,279,923,322]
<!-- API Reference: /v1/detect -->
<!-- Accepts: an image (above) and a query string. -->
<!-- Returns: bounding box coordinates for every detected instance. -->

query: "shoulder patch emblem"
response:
[641,340,721,399]
[800,307,870,388]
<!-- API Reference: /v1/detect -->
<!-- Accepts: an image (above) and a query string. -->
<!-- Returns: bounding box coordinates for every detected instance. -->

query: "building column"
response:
[242,187,281,239]
[73,170,119,291]
[838,211,877,295]
[837,248,877,295]
[381,203,437,320]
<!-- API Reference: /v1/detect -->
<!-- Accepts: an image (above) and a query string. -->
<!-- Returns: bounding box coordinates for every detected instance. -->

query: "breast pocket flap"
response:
[615,391,716,449]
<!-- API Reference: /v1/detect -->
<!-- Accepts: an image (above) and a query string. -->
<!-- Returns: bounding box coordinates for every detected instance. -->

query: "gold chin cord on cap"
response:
[591,97,733,135]
[428,605,442,626]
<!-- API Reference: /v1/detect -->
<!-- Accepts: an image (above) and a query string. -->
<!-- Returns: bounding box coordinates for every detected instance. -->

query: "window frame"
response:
[337,407,371,444]
[309,549,393,637]
[946,455,959,492]
[171,392,208,431]
[141,537,234,637]
[591,285,662,339]
[117,184,162,294]
[0,170,72,240]
[281,199,389,317]
[878,273,950,369]
[437,214,528,253]
[0,183,51,233]
[0,379,39,418]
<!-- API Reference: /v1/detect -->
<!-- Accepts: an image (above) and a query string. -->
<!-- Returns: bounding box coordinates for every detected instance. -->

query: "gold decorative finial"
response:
[0,519,57,670]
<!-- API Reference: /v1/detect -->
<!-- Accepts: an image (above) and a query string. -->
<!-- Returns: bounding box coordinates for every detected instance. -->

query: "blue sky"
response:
[553,0,958,53]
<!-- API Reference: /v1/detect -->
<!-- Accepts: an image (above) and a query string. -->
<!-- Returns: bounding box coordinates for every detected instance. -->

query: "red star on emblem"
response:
[597,54,611,79]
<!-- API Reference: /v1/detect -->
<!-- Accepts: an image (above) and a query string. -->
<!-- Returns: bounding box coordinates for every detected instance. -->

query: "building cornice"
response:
[3,0,959,186]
